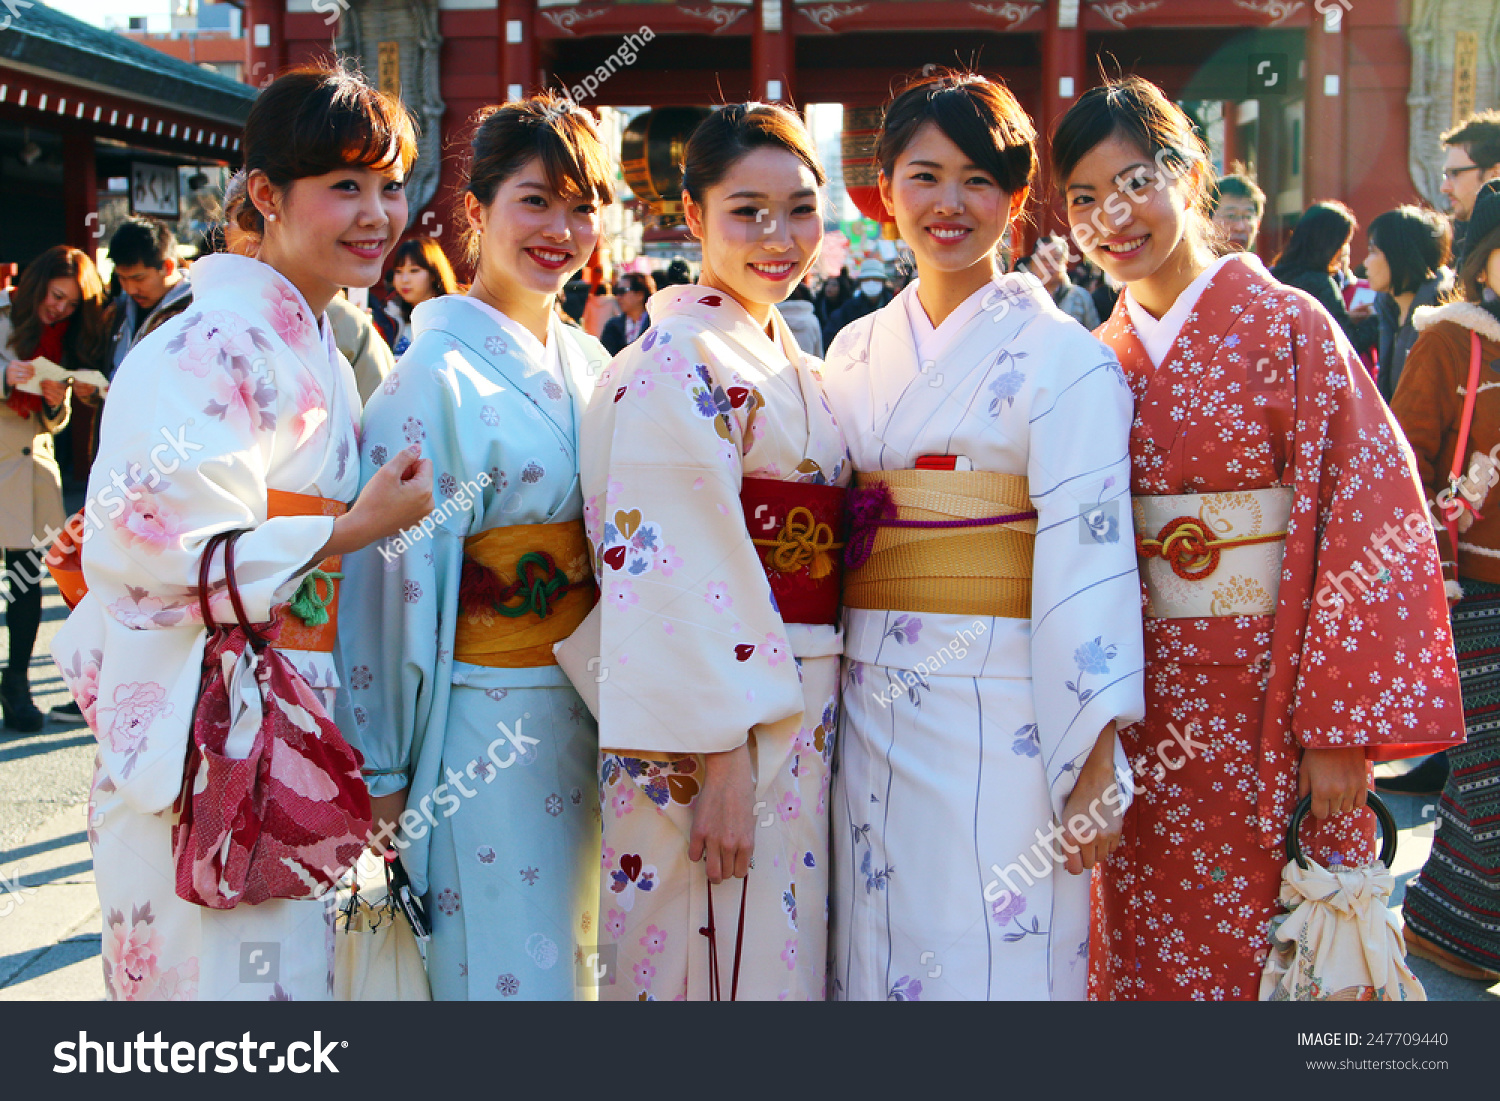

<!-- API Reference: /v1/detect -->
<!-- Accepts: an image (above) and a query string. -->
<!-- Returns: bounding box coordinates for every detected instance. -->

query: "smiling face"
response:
[37,276,82,326]
[465,155,601,307]
[392,260,436,305]
[878,121,1024,286]
[251,160,409,312]
[1063,131,1207,308]
[684,145,823,325]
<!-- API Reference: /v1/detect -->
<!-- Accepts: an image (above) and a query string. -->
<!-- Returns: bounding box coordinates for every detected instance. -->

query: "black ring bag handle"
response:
[1284,790,1397,871]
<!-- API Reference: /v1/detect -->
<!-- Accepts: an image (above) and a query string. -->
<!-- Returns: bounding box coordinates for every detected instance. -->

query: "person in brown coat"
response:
[1388,177,1500,980]
[0,246,107,730]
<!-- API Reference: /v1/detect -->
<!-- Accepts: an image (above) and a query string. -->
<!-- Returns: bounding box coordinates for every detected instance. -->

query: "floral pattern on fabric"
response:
[1088,255,1464,1001]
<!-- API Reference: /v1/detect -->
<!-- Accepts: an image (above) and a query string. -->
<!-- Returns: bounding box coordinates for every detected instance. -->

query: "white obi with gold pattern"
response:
[1132,487,1293,619]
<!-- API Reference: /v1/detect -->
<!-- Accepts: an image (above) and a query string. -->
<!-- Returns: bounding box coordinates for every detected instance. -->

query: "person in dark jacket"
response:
[823,257,891,348]
[1363,205,1453,401]
[1440,111,1500,268]
[1271,200,1377,355]
[600,270,654,355]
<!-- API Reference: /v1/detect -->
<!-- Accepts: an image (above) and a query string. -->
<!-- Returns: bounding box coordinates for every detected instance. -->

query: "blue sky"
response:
[46,0,175,31]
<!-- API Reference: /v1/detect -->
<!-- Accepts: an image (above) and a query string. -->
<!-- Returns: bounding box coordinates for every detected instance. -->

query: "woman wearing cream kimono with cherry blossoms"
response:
[52,65,434,1001]
[561,104,850,1000]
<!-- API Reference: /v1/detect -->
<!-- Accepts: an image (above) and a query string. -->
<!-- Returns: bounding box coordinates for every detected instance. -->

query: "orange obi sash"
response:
[455,520,597,668]
[740,477,847,625]
[267,489,347,653]
[44,490,348,652]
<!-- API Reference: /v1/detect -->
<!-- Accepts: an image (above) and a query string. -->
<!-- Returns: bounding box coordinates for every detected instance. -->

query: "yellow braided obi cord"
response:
[843,469,1036,618]
[454,520,597,668]
[1132,487,1292,619]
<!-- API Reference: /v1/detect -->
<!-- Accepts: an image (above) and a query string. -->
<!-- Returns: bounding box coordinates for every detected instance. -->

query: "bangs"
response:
[532,109,615,204]
[254,65,418,184]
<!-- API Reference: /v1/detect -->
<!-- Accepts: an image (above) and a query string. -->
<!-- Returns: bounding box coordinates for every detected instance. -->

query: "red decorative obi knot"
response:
[740,477,847,625]
[1135,514,1287,582]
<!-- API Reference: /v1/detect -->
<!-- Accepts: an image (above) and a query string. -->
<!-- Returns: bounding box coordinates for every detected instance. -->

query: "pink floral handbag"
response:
[172,530,372,909]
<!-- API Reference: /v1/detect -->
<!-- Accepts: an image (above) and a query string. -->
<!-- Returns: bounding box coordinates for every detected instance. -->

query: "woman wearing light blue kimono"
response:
[339,95,614,1000]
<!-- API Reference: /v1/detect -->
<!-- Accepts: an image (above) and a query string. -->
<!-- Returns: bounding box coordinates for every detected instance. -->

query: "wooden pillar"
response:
[1036,3,1087,235]
[1222,100,1240,171]
[498,0,539,102]
[246,0,285,88]
[62,130,96,254]
[751,0,794,104]
[1304,5,1347,202]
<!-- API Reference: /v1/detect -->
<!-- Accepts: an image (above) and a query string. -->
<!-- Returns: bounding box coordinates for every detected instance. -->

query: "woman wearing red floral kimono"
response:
[1052,77,1466,1000]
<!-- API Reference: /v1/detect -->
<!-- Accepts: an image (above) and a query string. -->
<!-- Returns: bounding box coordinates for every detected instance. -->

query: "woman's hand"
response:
[1058,722,1124,875]
[368,789,408,853]
[1298,745,1369,819]
[317,446,434,560]
[6,360,34,388]
[73,382,97,401]
[689,742,755,884]
[38,379,68,407]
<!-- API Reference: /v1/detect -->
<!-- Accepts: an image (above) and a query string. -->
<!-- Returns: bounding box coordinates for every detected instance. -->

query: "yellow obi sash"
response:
[454,520,597,668]
[1132,487,1293,618]
[843,469,1036,619]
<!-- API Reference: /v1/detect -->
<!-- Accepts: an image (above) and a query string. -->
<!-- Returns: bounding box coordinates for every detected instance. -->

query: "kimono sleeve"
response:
[338,355,465,801]
[59,316,335,812]
[1025,331,1146,814]
[579,325,804,756]
[1282,307,1464,755]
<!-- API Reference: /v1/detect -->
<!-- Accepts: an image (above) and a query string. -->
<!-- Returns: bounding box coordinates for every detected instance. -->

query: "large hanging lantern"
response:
[842,105,898,240]
[621,106,714,228]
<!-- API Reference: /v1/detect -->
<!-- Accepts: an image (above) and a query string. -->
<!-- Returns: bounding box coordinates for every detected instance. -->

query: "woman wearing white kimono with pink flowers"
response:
[51,66,433,1000]
[562,103,850,1000]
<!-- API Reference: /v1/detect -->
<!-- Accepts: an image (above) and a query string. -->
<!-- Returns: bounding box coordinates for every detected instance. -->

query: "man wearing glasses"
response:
[1441,111,1500,265]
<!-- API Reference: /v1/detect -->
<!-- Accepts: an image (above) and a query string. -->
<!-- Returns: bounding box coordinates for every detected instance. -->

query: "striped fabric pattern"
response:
[1404,578,1500,972]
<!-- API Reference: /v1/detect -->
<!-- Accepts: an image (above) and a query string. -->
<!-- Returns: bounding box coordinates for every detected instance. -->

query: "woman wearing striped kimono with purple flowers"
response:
[821,72,1144,1001]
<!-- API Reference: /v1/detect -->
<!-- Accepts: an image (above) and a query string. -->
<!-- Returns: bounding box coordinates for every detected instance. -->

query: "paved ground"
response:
[2,571,1496,1001]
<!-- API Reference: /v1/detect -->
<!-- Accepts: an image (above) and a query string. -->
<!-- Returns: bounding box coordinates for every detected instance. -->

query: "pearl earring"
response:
[266,213,277,222]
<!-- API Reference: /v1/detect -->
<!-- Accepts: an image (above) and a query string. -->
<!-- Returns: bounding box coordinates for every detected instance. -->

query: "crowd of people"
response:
[3,59,1499,1002]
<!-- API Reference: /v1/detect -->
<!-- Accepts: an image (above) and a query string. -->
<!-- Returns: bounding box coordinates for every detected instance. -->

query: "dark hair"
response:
[108,216,178,270]
[1367,206,1450,296]
[388,237,458,318]
[1458,225,1500,305]
[1443,110,1500,171]
[876,70,1035,198]
[459,92,615,264]
[680,102,826,207]
[1051,76,1216,250]
[616,271,655,297]
[8,245,108,369]
[788,282,814,303]
[238,62,417,235]
[1213,172,1265,217]
[1273,200,1356,274]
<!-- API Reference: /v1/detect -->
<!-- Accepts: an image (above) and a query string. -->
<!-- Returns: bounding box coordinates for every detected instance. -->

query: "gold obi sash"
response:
[843,469,1036,619]
[1132,487,1293,619]
[267,489,347,653]
[454,520,597,668]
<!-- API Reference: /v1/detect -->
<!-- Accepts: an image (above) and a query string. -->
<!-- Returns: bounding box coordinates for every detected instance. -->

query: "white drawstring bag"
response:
[1260,793,1426,1002]
[333,850,431,1002]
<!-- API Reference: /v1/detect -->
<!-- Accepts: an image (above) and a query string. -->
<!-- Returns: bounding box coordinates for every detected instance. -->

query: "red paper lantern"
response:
[841,106,898,240]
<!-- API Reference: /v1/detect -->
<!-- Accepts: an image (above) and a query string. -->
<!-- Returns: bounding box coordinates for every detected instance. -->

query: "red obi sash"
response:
[740,476,846,625]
